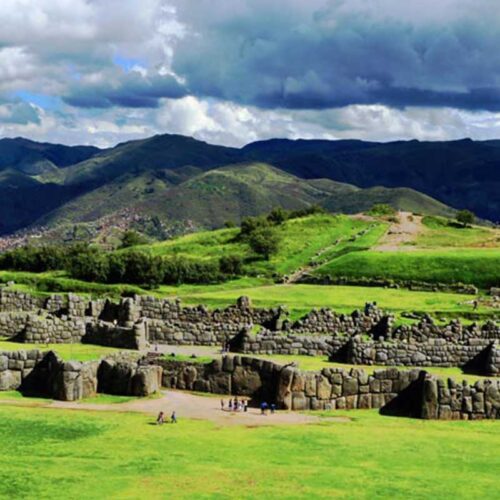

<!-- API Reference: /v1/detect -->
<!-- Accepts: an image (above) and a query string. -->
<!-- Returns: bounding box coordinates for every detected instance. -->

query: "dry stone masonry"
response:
[0,289,498,374]
[152,355,500,420]
[0,348,161,400]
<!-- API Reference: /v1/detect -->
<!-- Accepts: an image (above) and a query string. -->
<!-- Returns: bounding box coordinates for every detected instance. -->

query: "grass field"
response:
[417,216,500,248]
[135,214,385,277]
[0,404,498,498]
[163,283,497,321]
[0,340,129,361]
[313,248,500,289]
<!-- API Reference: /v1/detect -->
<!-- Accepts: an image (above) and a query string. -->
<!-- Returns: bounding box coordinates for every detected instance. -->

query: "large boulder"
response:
[131,366,162,396]
[231,366,262,395]
[276,366,294,409]
[420,376,439,419]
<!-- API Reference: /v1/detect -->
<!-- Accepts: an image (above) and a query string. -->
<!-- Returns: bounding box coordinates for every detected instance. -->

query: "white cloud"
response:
[0,1,500,147]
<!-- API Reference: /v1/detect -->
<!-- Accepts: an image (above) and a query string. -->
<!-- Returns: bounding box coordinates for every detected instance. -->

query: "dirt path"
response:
[375,211,423,251]
[46,390,349,426]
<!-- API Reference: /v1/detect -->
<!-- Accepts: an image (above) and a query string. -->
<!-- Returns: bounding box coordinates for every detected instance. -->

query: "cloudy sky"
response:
[0,0,499,147]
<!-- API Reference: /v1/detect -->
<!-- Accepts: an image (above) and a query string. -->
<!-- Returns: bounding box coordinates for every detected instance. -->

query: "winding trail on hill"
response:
[375,211,423,251]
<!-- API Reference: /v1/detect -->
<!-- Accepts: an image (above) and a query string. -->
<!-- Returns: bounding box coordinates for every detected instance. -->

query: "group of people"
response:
[219,398,277,415]
[156,411,177,425]
[221,397,248,412]
[260,402,276,415]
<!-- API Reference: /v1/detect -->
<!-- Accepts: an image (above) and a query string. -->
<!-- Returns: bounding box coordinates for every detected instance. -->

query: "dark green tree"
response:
[248,227,280,260]
[456,209,475,227]
[120,230,148,248]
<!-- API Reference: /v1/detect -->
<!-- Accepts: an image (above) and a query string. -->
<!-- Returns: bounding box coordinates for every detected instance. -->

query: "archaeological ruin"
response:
[0,288,498,419]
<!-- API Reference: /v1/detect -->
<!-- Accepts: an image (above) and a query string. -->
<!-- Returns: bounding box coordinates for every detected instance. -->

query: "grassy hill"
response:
[244,137,500,221]
[55,133,241,187]
[312,248,500,289]
[132,212,385,277]
[38,162,454,239]
[2,133,499,239]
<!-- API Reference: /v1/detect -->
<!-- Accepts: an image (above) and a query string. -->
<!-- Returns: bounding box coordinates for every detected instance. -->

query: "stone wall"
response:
[23,314,86,344]
[83,320,147,350]
[0,349,45,390]
[230,329,345,357]
[346,337,499,373]
[0,349,161,400]
[0,290,498,375]
[150,355,500,419]
[385,374,500,420]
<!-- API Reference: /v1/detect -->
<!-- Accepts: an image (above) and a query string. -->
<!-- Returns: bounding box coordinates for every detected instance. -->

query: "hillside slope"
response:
[243,138,500,221]
[0,137,99,176]
[39,162,454,235]
[0,133,498,237]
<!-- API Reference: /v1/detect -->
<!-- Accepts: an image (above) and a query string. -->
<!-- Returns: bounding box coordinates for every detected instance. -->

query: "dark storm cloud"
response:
[63,70,187,109]
[169,0,500,111]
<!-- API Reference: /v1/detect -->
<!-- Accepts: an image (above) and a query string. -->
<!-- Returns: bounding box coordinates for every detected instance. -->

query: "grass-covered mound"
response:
[0,405,498,498]
[135,213,385,277]
[417,216,499,248]
[165,283,495,321]
[313,248,500,289]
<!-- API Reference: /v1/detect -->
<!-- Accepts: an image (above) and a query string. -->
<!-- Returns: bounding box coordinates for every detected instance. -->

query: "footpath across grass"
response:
[0,404,498,498]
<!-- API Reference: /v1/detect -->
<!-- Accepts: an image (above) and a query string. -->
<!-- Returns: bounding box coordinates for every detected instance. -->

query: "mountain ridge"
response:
[0,133,498,240]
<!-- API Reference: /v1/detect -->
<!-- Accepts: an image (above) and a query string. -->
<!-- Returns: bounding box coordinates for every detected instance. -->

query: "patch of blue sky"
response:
[14,91,62,111]
[113,55,145,72]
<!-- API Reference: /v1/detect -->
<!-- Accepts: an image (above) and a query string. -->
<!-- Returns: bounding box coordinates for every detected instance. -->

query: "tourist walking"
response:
[228,399,233,411]
[270,403,276,414]
[260,401,268,415]
[171,411,177,424]
[243,400,248,412]
[156,411,165,425]
[220,399,225,411]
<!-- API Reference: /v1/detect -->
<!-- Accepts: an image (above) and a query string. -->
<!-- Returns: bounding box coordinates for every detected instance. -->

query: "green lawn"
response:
[417,216,499,248]
[0,270,144,297]
[168,283,496,321]
[314,248,500,289]
[0,340,129,361]
[134,214,383,277]
[0,404,498,498]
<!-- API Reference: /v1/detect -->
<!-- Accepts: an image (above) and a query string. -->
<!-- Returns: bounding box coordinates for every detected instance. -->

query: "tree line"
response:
[0,244,244,287]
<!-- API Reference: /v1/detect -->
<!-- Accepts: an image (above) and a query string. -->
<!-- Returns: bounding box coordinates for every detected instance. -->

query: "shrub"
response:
[120,230,148,248]
[219,254,244,276]
[239,216,269,238]
[456,209,475,227]
[267,207,288,225]
[248,227,280,260]
[368,203,396,216]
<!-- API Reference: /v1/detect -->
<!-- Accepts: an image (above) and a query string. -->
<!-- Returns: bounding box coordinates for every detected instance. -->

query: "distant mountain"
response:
[0,133,498,239]
[0,137,100,175]
[56,134,240,188]
[39,162,454,235]
[243,138,500,221]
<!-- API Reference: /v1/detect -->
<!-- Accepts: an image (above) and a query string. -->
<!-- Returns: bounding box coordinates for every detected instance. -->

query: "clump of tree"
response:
[368,203,396,217]
[456,209,475,228]
[0,244,245,287]
[247,227,280,260]
[119,230,149,248]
